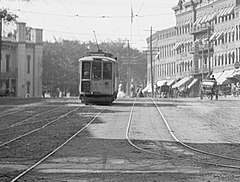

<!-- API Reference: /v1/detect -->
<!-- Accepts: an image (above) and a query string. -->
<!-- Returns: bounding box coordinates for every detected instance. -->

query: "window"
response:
[225,54,227,65]
[26,81,30,94]
[82,62,90,79]
[27,55,31,74]
[92,61,102,79]
[6,54,10,72]
[103,62,112,80]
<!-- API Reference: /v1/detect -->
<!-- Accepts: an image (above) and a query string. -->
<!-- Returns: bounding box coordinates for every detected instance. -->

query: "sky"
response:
[1,0,179,51]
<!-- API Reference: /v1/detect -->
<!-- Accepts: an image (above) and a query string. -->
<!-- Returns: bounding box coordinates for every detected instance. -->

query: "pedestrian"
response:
[117,81,125,98]
[25,91,30,97]
[130,82,135,98]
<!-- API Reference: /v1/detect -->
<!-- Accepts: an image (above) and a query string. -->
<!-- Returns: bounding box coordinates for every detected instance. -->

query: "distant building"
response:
[0,22,43,97]
[146,0,240,97]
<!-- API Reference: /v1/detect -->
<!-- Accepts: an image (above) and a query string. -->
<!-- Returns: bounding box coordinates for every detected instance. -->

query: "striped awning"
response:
[210,31,218,41]
[157,80,167,87]
[193,16,202,25]
[227,5,234,15]
[167,79,175,86]
[199,15,207,24]
[172,77,191,89]
[215,69,235,85]
[154,52,160,60]
[218,7,227,17]
[172,42,180,50]
[208,11,217,21]
[216,31,224,40]
[187,79,198,89]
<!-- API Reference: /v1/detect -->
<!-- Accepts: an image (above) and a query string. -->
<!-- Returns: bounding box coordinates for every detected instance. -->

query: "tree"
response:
[42,39,146,96]
[0,9,17,88]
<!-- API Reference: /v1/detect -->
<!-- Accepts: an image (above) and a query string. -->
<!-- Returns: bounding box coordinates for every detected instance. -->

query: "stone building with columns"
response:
[146,0,240,96]
[0,22,43,97]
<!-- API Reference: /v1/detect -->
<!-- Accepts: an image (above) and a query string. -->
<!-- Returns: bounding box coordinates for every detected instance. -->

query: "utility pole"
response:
[0,17,2,88]
[127,40,130,96]
[150,26,154,98]
[207,24,211,76]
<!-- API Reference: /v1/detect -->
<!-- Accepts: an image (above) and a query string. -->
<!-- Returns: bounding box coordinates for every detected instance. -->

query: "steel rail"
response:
[0,105,63,130]
[126,98,240,169]
[10,106,108,182]
[152,98,240,169]
[126,98,168,156]
[0,107,79,148]
[0,108,24,118]
[0,103,45,118]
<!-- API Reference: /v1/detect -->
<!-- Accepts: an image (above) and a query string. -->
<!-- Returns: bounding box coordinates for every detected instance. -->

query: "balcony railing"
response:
[189,44,214,54]
[190,24,213,34]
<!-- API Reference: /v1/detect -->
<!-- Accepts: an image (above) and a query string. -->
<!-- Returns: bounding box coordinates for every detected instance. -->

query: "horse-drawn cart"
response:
[200,79,218,100]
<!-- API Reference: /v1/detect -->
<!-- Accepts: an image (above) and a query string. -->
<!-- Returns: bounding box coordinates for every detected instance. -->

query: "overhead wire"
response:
[2,0,176,49]
[56,0,92,31]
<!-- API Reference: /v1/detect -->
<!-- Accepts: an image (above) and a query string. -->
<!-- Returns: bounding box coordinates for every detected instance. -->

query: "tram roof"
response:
[79,51,117,62]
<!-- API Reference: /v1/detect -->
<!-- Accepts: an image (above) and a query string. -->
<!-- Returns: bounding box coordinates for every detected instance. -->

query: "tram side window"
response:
[82,62,90,79]
[103,62,112,80]
[92,61,102,79]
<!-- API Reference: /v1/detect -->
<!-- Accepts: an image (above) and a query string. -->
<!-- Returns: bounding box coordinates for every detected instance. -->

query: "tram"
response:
[78,50,119,105]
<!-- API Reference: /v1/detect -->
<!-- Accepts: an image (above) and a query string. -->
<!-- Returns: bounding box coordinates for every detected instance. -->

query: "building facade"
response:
[0,22,43,97]
[146,0,240,96]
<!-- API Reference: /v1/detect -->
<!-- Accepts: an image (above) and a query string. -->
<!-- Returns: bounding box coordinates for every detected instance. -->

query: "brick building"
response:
[146,0,240,97]
[0,22,43,97]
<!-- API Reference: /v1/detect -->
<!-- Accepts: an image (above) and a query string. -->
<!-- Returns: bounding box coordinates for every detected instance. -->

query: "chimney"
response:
[31,28,43,43]
[16,22,26,42]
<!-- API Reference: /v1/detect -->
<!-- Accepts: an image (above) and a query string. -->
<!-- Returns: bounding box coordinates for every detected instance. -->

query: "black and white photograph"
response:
[1,0,240,181]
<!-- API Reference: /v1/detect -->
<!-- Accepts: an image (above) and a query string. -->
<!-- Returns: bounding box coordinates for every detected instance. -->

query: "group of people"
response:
[130,82,144,98]
[117,82,144,99]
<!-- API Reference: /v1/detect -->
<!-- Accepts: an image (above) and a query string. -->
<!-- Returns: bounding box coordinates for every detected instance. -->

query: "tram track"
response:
[0,106,80,147]
[0,104,108,182]
[2,98,240,181]
[126,98,240,170]
[0,105,63,130]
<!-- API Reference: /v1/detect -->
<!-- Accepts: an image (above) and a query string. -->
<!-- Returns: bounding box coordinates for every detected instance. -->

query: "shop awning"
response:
[187,78,198,89]
[193,16,202,25]
[211,71,223,80]
[154,52,160,60]
[172,77,191,89]
[218,7,227,17]
[157,80,167,87]
[142,84,151,93]
[216,69,235,85]
[208,11,217,21]
[199,14,207,24]
[173,42,180,50]
[228,69,240,82]
[167,79,175,86]
[142,84,157,93]
[216,31,224,40]
[209,31,217,41]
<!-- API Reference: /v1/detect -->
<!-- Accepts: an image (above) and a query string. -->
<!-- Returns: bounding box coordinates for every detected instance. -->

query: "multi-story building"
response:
[146,0,240,96]
[0,22,43,97]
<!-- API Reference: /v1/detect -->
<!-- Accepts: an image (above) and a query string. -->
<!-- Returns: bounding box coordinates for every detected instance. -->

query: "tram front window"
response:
[103,63,112,80]
[82,62,90,79]
[92,61,102,79]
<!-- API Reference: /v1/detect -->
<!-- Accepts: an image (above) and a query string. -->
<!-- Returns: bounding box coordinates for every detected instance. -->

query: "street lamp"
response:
[0,9,17,88]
